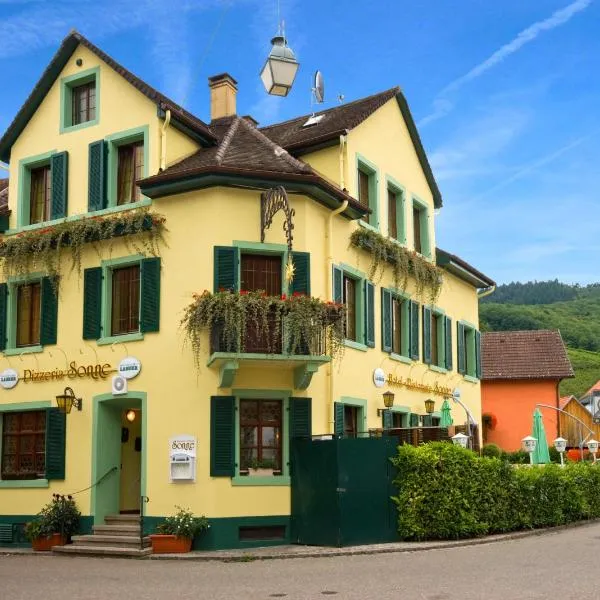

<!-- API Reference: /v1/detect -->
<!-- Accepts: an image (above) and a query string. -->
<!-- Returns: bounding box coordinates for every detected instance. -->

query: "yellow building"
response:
[0,31,494,551]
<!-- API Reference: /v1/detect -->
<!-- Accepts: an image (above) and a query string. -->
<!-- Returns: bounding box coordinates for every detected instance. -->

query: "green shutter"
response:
[290,397,312,439]
[290,252,310,296]
[334,402,344,436]
[382,409,393,429]
[83,267,103,340]
[40,277,58,346]
[445,316,453,370]
[422,306,431,365]
[214,246,239,292]
[364,280,375,347]
[210,396,235,477]
[0,283,7,352]
[409,413,419,427]
[140,257,161,333]
[475,330,482,379]
[50,151,68,220]
[381,288,392,352]
[332,266,343,304]
[409,300,419,360]
[423,415,433,426]
[45,408,66,480]
[457,322,466,375]
[88,140,107,212]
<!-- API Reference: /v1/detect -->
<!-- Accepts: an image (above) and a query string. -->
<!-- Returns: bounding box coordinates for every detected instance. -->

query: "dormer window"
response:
[72,81,96,126]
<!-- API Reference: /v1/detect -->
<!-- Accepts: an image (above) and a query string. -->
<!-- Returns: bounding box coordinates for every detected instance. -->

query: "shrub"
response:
[156,506,209,539]
[482,444,502,458]
[391,442,600,540]
[25,494,81,540]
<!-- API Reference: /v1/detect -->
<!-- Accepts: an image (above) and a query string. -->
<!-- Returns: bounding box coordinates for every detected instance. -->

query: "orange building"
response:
[481,330,574,451]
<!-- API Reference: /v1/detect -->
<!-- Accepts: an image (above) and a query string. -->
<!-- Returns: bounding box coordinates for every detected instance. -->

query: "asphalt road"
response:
[2,523,600,600]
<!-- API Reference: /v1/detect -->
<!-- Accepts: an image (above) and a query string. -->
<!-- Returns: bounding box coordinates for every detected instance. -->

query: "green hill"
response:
[480,281,600,398]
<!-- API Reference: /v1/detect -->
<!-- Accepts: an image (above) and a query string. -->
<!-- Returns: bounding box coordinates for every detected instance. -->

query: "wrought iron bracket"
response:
[260,186,295,254]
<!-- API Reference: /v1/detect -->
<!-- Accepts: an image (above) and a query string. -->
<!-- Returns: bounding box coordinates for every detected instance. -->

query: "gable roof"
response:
[559,395,577,410]
[580,381,600,403]
[139,115,368,219]
[0,31,216,163]
[481,330,574,381]
[260,87,443,208]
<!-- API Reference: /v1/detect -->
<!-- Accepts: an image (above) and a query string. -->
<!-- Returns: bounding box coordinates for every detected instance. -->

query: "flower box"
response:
[31,533,67,552]
[149,534,192,554]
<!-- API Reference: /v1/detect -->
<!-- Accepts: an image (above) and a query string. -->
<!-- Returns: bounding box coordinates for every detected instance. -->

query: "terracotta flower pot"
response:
[149,534,192,554]
[31,533,67,552]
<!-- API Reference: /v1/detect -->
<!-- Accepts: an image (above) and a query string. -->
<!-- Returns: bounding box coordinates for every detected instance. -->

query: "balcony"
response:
[198,295,344,390]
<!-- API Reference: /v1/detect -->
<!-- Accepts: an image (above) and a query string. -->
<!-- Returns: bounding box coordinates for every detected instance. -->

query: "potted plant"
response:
[249,458,277,477]
[25,494,81,551]
[149,506,209,553]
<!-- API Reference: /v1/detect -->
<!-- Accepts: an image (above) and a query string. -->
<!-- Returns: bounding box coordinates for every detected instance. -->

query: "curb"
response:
[2,519,598,561]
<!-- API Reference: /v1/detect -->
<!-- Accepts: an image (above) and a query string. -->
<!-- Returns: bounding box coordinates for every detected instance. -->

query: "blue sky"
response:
[0,0,598,285]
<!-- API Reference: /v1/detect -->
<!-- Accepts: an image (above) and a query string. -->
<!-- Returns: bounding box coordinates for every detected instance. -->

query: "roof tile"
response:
[481,330,574,380]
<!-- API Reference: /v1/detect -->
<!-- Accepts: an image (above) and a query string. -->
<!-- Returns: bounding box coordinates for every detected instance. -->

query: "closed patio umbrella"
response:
[532,408,550,464]
[440,399,453,428]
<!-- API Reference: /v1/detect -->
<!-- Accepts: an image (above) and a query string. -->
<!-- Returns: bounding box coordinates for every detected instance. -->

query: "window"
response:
[1,411,46,480]
[431,312,440,366]
[82,257,161,343]
[72,81,96,126]
[111,265,140,336]
[388,189,398,239]
[386,180,405,242]
[381,289,414,359]
[239,399,282,476]
[117,142,144,205]
[241,254,282,295]
[16,282,41,347]
[61,68,99,132]
[391,296,407,356]
[392,412,408,428]
[423,307,451,370]
[344,405,359,438]
[412,198,430,257]
[334,400,366,437]
[457,322,481,379]
[356,156,378,228]
[29,165,52,224]
[343,275,357,341]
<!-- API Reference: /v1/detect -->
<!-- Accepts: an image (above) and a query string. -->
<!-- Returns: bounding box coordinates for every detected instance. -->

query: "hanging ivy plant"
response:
[181,290,346,367]
[350,228,442,302]
[0,209,166,282]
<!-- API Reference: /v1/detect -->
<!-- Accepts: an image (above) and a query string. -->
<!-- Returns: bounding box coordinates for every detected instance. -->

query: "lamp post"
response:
[55,387,82,414]
[451,432,469,449]
[587,439,599,464]
[554,437,567,467]
[260,34,299,96]
[522,435,537,466]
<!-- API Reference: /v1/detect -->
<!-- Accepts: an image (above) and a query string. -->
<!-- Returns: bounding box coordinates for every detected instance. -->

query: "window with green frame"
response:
[457,321,481,379]
[333,399,367,437]
[422,307,453,370]
[0,276,58,354]
[18,151,69,227]
[332,265,375,349]
[381,288,419,360]
[60,67,99,133]
[0,407,66,482]
[87,126,148,212]
[356,155,379,228]
[412,196,431,257]
[82,256,161,344]
[210,395,312,485]
[386,178,405,243]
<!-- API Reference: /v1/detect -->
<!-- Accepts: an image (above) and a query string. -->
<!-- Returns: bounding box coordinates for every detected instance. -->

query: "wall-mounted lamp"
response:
[377,390,395,416]
[424,399,435,414]
[55,387,82,414]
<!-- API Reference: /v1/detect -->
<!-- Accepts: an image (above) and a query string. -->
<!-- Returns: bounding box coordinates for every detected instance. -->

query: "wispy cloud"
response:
[418,0,593,127]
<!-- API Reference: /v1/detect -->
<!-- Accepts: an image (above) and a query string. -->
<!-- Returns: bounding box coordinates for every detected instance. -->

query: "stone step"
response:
[53,544,152,558]
[71,534,150,548]
[93,525,141,537]
[104,514,141,525]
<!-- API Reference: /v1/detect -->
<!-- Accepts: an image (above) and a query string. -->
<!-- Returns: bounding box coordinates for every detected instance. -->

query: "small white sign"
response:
[0,369,18,390]
[373,368,386,388]
[118,356,141,380]
[170,435,197,458]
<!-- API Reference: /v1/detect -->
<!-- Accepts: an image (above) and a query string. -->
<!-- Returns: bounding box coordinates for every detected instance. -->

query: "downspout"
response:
[326,133,348,433]
[160,109,172,171]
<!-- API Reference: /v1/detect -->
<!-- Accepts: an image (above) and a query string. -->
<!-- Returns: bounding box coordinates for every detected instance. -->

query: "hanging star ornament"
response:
[285,256,295,284]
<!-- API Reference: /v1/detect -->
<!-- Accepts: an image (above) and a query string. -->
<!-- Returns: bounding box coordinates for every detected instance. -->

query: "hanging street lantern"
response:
[382,390,395,409]
[55,387,82,414]
[260,35,300,97]
[424,399,435,415]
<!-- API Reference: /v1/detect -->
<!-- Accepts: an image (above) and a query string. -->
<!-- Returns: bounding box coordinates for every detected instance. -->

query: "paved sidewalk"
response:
[2,519,597,561]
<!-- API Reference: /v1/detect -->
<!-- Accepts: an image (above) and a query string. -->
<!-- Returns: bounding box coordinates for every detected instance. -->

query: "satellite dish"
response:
[313,70,324,103]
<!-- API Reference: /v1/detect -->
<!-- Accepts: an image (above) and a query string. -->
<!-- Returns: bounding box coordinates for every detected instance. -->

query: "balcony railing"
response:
[369,426,481,451]
[210,315,327,356]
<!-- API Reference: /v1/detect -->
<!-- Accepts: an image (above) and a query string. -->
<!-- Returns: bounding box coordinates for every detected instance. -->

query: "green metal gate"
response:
[290,436,398,547]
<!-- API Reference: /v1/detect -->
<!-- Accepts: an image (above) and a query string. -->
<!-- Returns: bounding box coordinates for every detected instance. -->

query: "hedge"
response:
[391,442,600,540]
